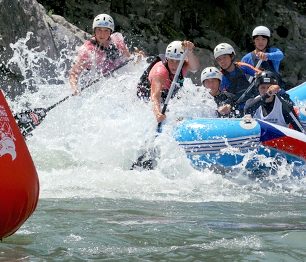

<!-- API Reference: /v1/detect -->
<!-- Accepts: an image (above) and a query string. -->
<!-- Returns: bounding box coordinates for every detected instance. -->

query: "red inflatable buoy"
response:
[0,90,39,240]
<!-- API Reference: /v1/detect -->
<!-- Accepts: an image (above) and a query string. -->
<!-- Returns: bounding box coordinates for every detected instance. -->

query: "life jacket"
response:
[251,49,276,72]
[221,62,260,115]
[76,34,126,77]
[251,50,286,89]
[221,63,253,99]
[213,91,236,108]
[213,91,240,118]
[89,38,121,61]
[136,55,184,102]
[254,95,287,127]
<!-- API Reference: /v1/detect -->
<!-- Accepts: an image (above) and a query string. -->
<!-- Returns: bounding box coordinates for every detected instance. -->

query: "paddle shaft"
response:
[157,50,188,133]
[46,59,132,112]
[45,78,101,112]
[235,59,263,105]
[15,59,132,137]
[276,93,306,134]
[247,59,262,83]
[131,50,188,170]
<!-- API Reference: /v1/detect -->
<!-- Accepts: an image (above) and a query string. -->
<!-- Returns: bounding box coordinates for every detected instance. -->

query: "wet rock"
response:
[0,0,305,98]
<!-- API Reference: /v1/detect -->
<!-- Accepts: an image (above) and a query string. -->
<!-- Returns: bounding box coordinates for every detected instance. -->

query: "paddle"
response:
[235,59,263,105]
[156,51,188,133]
[131,49,189,170]
[245,90,306,134]
[275,93,306,134]
[14,59,132,137]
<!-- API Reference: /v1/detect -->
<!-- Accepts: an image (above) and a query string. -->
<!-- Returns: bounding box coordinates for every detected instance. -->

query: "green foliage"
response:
[296,1,306,15]
[160,22,185,40]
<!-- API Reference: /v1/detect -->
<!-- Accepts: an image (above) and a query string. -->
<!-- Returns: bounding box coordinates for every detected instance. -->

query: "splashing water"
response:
[2,33,306,261]
[4,34,305,201]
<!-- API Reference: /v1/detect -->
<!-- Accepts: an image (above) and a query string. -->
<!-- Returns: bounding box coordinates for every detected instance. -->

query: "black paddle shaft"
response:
[235,60,263,105]
[131,50,188,169]
[276,93,306,133]
[156,50,188,133]
[15,107,48,137]
[14,59,132,137]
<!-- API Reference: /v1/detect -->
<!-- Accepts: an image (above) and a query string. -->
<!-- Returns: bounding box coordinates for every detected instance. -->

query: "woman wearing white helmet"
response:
[201,67,222,96]
[213,42,262,117]
[69,14,132,95]
[201,67,239,117]
[241,25,284,77]
[213,43,236,61]
[92,13,115,32]
[148,40,200,123]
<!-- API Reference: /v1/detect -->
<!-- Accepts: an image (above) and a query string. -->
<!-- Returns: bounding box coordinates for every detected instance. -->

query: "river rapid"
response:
[1,35,306,261]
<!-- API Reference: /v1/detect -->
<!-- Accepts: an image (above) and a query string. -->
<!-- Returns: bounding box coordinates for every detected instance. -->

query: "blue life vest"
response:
[251,49,286,89]
[222,64,252,98]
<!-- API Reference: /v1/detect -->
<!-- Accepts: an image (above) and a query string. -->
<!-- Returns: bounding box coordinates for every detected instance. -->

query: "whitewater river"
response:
[1,41,306,260]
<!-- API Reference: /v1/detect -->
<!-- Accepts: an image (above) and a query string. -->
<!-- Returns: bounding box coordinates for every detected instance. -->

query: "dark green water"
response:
[1,194,306,261]
[2,56,305,261]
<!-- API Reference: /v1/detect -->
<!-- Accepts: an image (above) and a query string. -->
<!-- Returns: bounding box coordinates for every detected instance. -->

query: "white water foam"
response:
[5,34,306,202]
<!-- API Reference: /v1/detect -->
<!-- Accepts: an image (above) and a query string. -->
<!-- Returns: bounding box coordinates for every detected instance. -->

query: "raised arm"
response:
[182,40,200,73]
[69,62,84,96]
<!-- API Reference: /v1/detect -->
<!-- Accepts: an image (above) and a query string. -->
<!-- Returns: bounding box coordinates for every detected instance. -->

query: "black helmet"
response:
[255,71,278,87]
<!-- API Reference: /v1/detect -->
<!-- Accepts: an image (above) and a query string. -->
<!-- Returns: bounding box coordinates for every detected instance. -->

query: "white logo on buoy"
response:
[0,135,16,160]
[0,106,16,160]
[239,115,258,130]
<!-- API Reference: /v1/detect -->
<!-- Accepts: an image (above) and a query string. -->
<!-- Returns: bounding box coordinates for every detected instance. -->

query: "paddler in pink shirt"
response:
[149,40,200,123]
[69,14,131,95]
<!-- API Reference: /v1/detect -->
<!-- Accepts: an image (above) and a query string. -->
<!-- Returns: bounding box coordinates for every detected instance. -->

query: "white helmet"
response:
[201,67,222,83]
[213,43,235,59]
[165,41,184,60]
[92,14,115,32]
[252,26,271,37]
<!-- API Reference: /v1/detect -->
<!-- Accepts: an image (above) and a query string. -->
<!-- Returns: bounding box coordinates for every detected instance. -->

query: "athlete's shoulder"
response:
[149,61,168,80]
[75,39,95,60]
[80,38,95,51]
[267,47,282,52]
[241,52,252,61]
[151,61,166,72]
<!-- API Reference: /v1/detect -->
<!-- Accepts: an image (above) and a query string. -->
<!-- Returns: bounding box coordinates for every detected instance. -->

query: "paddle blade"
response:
[131,147,160,170]
[14,108,48,137]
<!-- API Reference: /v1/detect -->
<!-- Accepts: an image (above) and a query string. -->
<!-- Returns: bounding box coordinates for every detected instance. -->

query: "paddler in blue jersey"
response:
[213,43,262,117]
[241,26,286,89]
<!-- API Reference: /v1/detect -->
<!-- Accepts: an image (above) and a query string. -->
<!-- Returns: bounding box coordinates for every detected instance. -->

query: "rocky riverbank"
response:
[0,0,305,98]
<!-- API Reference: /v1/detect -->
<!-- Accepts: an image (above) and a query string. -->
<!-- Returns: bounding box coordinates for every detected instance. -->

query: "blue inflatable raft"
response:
[174,82,306,172]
